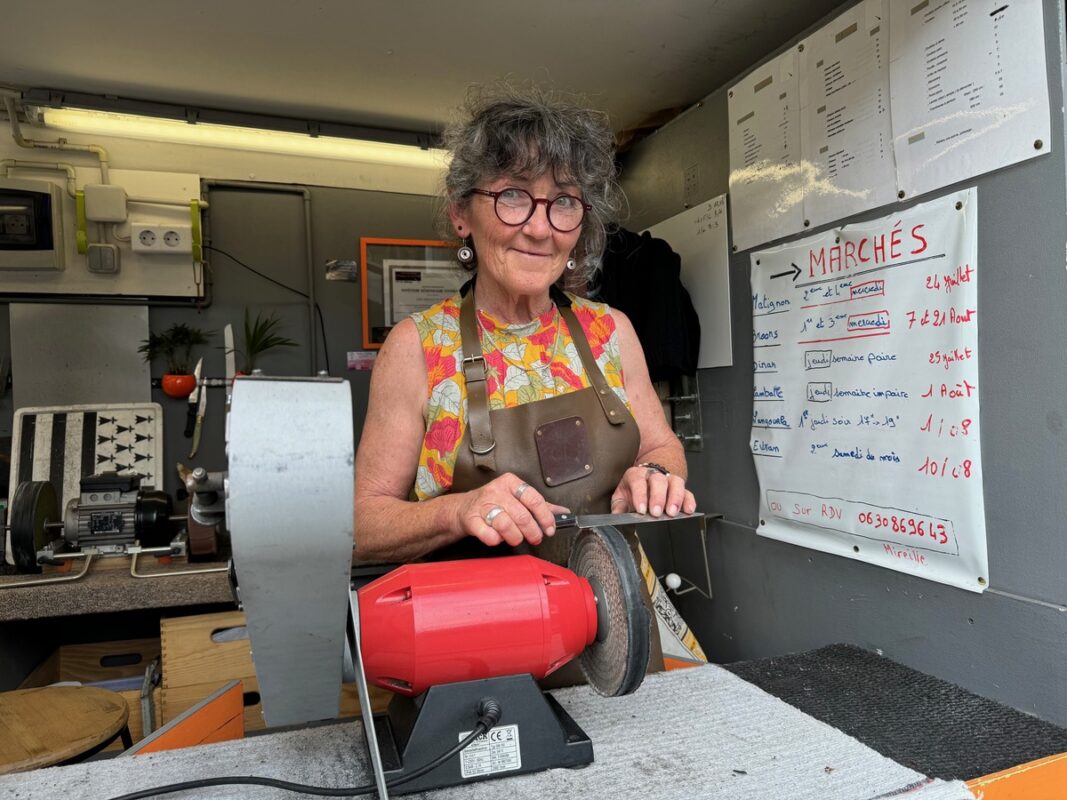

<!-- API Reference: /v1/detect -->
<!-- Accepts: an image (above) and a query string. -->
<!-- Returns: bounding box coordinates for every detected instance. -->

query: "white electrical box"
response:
[131,223,193,254]
[0,177,65,271]
[84,183,128,222]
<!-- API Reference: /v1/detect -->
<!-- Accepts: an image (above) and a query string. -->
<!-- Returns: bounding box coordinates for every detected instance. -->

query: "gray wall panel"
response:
[621,0,1067,724]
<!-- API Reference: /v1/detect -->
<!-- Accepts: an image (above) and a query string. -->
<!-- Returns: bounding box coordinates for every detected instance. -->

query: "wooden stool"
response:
[0,686,132,773]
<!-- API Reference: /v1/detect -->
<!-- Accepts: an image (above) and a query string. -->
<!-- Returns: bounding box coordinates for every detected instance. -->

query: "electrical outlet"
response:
[131,224,193,254]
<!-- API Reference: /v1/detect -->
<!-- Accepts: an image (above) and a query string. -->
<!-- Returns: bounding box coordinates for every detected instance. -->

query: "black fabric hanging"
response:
[594,226,701,382]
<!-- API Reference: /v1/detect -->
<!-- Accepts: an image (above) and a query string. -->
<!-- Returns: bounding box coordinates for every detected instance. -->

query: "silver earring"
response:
[566,257,576,270]
[457,238,474,265]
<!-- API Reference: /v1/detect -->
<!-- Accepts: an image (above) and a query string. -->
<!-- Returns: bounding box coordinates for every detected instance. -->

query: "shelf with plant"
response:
[138,323,213,398]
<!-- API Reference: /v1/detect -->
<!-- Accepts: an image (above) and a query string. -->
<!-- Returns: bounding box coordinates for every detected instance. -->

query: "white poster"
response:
[889,0,1050,199]
[382,259,467,325]
[750,188,987,592]
[799,0,898,229]
[728,49,805,251]
[645,195,732,368]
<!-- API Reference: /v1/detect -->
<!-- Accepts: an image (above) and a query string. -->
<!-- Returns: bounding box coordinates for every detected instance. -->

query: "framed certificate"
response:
[359,238,466,349]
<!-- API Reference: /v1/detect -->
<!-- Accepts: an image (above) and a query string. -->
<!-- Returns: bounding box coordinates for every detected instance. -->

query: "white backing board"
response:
[799,0,898,229]
[889,0,1050,199]
[727,0,1050,252]
[728,49,805,251]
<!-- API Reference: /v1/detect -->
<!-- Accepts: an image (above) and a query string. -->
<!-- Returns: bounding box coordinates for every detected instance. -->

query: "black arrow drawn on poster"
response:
[771,263,801,282]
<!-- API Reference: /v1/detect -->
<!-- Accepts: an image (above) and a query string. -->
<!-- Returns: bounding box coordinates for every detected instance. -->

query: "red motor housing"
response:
[358,555,599,696]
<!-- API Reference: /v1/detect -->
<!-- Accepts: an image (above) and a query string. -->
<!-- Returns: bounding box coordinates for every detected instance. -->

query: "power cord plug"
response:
[478,697,502,728]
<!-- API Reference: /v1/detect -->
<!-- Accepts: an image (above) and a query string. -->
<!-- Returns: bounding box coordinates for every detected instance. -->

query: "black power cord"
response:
[105,697,503,800]
[203,244,331,373]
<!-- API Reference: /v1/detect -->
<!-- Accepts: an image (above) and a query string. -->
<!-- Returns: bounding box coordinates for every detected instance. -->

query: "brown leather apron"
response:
[429,283,663,680]
[444,284,638,556]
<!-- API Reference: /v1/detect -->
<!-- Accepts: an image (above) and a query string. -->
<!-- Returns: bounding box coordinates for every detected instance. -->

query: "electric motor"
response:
[63,472,173,549]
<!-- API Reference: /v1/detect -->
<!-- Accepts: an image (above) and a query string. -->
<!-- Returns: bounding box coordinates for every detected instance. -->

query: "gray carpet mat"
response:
[723,643,1067,780]
[0,664,974,800]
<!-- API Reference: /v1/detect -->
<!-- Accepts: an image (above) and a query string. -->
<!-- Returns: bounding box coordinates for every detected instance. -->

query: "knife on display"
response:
[189,364,209,458]
[223,323,236,406]
[184,358,203,438]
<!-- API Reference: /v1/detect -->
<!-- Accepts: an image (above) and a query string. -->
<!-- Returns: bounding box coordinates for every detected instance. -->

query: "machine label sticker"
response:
[458,724,521,778]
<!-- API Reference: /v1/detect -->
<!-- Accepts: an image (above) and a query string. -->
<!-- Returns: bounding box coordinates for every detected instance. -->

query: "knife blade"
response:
[554,510,707,530]
[189,366,209,458]
[184,358,203,438]
[223,323,236,405]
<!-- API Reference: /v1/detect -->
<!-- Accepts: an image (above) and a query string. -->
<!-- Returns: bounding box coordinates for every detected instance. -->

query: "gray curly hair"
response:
[439,86,625,293]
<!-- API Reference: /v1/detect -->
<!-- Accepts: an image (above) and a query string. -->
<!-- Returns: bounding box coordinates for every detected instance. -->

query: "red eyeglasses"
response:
[470,187,590,232]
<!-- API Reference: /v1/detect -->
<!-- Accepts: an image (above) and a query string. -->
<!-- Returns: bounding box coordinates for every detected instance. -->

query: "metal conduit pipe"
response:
[201,179,318,374]
[4,95,111,183]
[0,158,77,197]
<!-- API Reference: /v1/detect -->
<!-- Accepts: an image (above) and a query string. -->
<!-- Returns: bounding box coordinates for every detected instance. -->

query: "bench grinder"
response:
[202,375,653,798]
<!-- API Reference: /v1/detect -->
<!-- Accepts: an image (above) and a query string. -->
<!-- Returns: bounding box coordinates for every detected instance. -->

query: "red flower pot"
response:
[162,373,197,399]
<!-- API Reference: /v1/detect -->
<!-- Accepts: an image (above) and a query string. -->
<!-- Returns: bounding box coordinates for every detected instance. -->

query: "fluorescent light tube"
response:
[36,107,447,170]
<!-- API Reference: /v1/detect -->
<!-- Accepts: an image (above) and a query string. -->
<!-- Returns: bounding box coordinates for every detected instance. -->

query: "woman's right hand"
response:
[453,473,565,548]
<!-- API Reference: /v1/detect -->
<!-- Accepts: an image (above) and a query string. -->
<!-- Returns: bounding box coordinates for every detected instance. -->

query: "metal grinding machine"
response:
[186,375,660,797]
[1,473,224,586]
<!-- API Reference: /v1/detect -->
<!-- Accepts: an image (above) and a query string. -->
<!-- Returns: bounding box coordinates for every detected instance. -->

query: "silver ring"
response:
[514,482,530,500]
[485,506,505,525]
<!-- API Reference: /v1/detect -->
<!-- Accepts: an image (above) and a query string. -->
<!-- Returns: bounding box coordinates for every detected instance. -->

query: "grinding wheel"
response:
[9,481,58,574]
[568,524,651,696]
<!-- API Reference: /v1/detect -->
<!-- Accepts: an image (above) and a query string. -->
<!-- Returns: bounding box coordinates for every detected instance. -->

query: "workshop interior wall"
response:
[0,183,438,501]
[619,0,1067,725]
[140,184,439,498]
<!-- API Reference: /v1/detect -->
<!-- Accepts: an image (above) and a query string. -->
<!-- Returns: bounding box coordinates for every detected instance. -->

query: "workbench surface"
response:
[0,662,976,800]
[0,561,232,622]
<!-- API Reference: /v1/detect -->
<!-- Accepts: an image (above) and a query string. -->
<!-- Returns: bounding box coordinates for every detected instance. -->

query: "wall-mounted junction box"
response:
[0,177,65,270]
[131,224,193,254]
[84,184,128,223]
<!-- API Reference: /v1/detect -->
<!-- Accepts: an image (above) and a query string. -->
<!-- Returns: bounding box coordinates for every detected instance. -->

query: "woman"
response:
[354,88,697,566]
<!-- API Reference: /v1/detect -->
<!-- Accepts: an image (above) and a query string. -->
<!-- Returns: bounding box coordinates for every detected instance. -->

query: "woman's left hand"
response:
[610,465,697,518]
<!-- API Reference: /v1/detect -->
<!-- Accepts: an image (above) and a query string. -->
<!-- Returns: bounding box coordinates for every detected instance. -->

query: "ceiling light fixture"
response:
[31,106,448,170]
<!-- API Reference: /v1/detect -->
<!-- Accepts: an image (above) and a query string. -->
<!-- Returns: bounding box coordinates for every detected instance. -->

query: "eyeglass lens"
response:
[494,188,585,232]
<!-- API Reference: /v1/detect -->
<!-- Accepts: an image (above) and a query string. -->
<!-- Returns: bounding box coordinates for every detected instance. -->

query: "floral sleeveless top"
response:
[411,292,630,500]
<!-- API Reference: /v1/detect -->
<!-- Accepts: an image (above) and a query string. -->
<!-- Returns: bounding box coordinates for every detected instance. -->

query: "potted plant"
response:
[138,323,213,398]
[230,309,298,374]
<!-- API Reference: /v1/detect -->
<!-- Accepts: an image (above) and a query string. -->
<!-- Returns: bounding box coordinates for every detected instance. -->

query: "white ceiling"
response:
[1,0,842,139]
